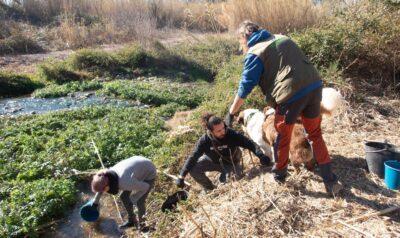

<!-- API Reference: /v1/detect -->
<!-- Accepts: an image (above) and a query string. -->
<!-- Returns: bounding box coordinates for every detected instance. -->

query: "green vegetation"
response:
[0,179,76,237]
[100,80,207,108]
[291,0,400,88]
[37,59,86,84]
[1,1,399,235]
[0,35,43,55]
[0,106,184,236]
[0,71,44,98]
[33,81,102,98]
[69,49,121,76]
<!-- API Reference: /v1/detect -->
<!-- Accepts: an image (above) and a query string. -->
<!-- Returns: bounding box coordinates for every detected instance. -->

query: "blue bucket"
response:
[80,200,100,222]
[384,160,400,190]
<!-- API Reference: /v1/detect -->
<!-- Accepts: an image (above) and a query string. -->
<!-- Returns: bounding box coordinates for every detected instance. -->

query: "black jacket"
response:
[180,128,266,177]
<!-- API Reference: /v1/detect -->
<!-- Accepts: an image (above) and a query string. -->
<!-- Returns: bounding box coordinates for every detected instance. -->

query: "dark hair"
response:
[201,112,223,131]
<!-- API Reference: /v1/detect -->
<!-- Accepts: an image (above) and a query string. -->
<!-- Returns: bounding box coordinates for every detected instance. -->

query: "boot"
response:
[272,165,287,183]
[319,163,343,196]
[219,172,227,183]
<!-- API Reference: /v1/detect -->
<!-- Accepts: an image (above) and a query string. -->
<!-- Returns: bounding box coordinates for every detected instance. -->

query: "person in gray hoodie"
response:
[91,156,157,229]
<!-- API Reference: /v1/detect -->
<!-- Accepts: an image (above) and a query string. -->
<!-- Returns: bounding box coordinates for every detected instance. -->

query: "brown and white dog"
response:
[238,87,344,171]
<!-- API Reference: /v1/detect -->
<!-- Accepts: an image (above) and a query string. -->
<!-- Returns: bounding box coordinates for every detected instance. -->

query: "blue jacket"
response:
[237,30,322,104]
[237,30,271,99]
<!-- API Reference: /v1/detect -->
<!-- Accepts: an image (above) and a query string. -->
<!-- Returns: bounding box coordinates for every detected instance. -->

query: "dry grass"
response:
[2,0,328,51]
[220,0,325,34]
[171,95,400,237]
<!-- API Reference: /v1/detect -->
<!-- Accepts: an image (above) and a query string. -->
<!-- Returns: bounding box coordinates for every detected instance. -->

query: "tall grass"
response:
[1,0,328,51]
[220,0,325,33]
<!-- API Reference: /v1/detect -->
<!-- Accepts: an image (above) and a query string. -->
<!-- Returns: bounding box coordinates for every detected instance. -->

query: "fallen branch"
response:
[345,206,400,223]
[336,220,374,238]
[180,205,206,238]
[162,169,192,187]
[200,205,217,238]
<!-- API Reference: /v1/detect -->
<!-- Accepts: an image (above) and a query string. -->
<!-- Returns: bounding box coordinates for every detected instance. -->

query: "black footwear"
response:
[119,218,138,229]
[319,163,343,197]
[273,172,287,183]
[324,180,343,197]
[272,165,287,183]
[219,172,227,183]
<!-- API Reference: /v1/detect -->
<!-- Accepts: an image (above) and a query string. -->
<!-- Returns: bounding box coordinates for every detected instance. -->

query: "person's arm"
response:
[179,137,206,178]
[230,54,264,116]
[232,130,271,165]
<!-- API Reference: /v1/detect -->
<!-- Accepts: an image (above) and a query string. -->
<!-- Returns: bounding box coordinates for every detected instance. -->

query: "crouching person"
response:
[91,156,157,229]
[176,113,271,191]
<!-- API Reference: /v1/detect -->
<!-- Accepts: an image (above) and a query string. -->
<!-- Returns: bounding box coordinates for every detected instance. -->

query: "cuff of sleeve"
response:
[237,89,248,99]
[180,170,188,178]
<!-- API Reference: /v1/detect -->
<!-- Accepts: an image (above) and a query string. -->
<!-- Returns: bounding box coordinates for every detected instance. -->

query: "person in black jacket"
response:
[176,113,271,191]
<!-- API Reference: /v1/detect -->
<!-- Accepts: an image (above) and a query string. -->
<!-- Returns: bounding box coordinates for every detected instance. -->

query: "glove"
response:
[225,112,234,127]
[175,177,185,188]
[259,154,272,166]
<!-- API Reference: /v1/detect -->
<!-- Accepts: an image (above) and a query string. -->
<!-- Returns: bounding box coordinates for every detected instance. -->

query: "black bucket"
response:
[161,190,189,212]
[364,141,397,178]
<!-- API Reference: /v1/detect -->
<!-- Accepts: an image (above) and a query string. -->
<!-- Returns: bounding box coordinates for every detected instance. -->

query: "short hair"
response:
[237,20,260,38]
[91,170,109,192]
[201,112,224,131]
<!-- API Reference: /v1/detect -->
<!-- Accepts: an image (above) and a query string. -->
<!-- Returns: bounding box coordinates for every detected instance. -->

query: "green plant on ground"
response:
[99,80,207,108]
[37,59,86,84]
[291,0,400,89]
[0,71,44,98]
[0,34,43,55]
[33,81,102,98]
[0,179,76,237]
[116,44,148,68]
[69,49,121,76]
[0,104,192,236]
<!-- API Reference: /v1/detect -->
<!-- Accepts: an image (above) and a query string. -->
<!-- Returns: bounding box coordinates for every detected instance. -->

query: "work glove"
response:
[175,177,185,188]
[259,154,272,166]
[224,112,234,127]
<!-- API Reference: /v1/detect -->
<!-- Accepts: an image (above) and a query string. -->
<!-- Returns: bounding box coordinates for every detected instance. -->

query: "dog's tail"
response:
[320,87,345,116]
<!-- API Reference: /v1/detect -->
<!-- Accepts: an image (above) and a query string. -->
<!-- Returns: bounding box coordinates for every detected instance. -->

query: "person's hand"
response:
[225,112,234,127]
[259,154,272,166]
[88,198,99,209]
[175,176,185,188]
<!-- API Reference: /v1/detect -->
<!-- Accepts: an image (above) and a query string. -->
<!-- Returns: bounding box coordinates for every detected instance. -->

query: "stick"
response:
[162,169,192,187]
[180,205,206,238]
[200,205,217,238]
[90,139,124,223]
[247,149,256,166]
[345,206,400,223]
[336,220,374,238]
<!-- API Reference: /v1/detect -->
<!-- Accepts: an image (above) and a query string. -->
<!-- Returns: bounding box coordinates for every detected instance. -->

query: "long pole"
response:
[90,139,124,223]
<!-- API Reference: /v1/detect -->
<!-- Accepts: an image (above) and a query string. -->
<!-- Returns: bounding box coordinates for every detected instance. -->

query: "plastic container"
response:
[384,160,400,190]
[364,141,396,178]
[80,200,100,222]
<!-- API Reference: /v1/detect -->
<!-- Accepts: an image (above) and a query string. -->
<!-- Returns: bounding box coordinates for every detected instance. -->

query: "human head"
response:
[202,113,226,139]
[91,169,110,193]
[237,20,260,54]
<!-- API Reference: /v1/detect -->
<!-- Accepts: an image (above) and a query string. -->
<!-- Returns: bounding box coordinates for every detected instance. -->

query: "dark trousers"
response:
[119,179,155,221]
[189,155,243,190]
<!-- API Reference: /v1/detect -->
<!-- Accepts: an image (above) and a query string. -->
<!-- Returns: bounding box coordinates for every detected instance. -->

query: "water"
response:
[44,181,126,238]
[0,92,144,116]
